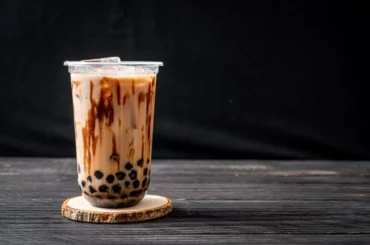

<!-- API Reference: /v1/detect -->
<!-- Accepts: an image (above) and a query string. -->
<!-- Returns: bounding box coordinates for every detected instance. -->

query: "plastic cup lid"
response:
[64,57,163,67]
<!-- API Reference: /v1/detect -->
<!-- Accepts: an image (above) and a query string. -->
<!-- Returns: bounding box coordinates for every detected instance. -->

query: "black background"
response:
[0,0,368,159]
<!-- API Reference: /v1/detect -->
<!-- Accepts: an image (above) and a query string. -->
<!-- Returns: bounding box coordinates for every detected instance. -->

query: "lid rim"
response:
[63,61,164,66]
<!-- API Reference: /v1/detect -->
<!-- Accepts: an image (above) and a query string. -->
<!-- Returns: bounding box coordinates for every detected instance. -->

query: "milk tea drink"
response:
[65,58,162,208]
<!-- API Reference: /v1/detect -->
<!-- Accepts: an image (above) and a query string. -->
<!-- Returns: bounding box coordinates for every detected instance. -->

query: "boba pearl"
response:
[125,162,133,170]
[125,181,130,188]
[94,170,104,180]
[81,180,86,188]
[112,184,121,194]
[143,168,148,176]
[130,190,142,197]
[121,194,128,199]
[137,158,144,167]
[108,196,116,199]
[89,186,97,193]
[129,170,137,180]
[110,154,119,162]
[106,174,115,184]
[115,172,126,180]
[142,178,147,188]
[133,180,140,188]
[87,176,92,182]
[99,185,108,192]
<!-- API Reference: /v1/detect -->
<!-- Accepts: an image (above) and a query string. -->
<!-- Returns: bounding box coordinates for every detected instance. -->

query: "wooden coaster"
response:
[61,195,172,223]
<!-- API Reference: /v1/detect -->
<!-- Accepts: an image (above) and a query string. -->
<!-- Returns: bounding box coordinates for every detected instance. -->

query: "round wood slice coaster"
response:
[61,195,172,223]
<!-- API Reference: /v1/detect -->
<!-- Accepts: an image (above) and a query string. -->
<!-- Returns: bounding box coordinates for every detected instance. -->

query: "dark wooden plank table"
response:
[0,158,369,244]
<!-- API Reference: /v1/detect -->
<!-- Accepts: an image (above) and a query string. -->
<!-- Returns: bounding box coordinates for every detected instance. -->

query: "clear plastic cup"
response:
[64,57,163,208]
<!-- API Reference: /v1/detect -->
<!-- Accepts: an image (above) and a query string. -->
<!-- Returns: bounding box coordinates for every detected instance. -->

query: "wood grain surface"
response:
[61,196,172,223]
[0,158,369,244]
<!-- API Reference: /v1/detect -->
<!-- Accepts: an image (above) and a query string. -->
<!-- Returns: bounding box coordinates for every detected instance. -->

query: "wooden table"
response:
[0,158,369,244]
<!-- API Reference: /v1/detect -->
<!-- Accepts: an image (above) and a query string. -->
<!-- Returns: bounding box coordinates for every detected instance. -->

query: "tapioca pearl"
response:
[108,196,116,199]
[106,174,115,184]
[77,164,81,173]
[133,180,140,188]
[125,181,130,188]
[110,154,119,163]
[94,170,104,180]
[116,172,126,180]
[87,176,92,183]
[143,168,148,176]
[89,186,97,193]
[129,170,137,180]
[121,194,128,199]
[142,178,147,188]
[112,184,121,194]
[99,185,109,192]
[130,190,142,197]
[81,180,86,188]
[137,158,144,167]
[125,162,133,170]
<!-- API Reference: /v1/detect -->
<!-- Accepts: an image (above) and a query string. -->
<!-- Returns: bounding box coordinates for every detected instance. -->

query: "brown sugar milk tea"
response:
[64,58,163,208]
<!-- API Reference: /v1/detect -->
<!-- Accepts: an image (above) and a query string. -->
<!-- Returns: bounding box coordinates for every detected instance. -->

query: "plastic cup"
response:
[64,57,163,208]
